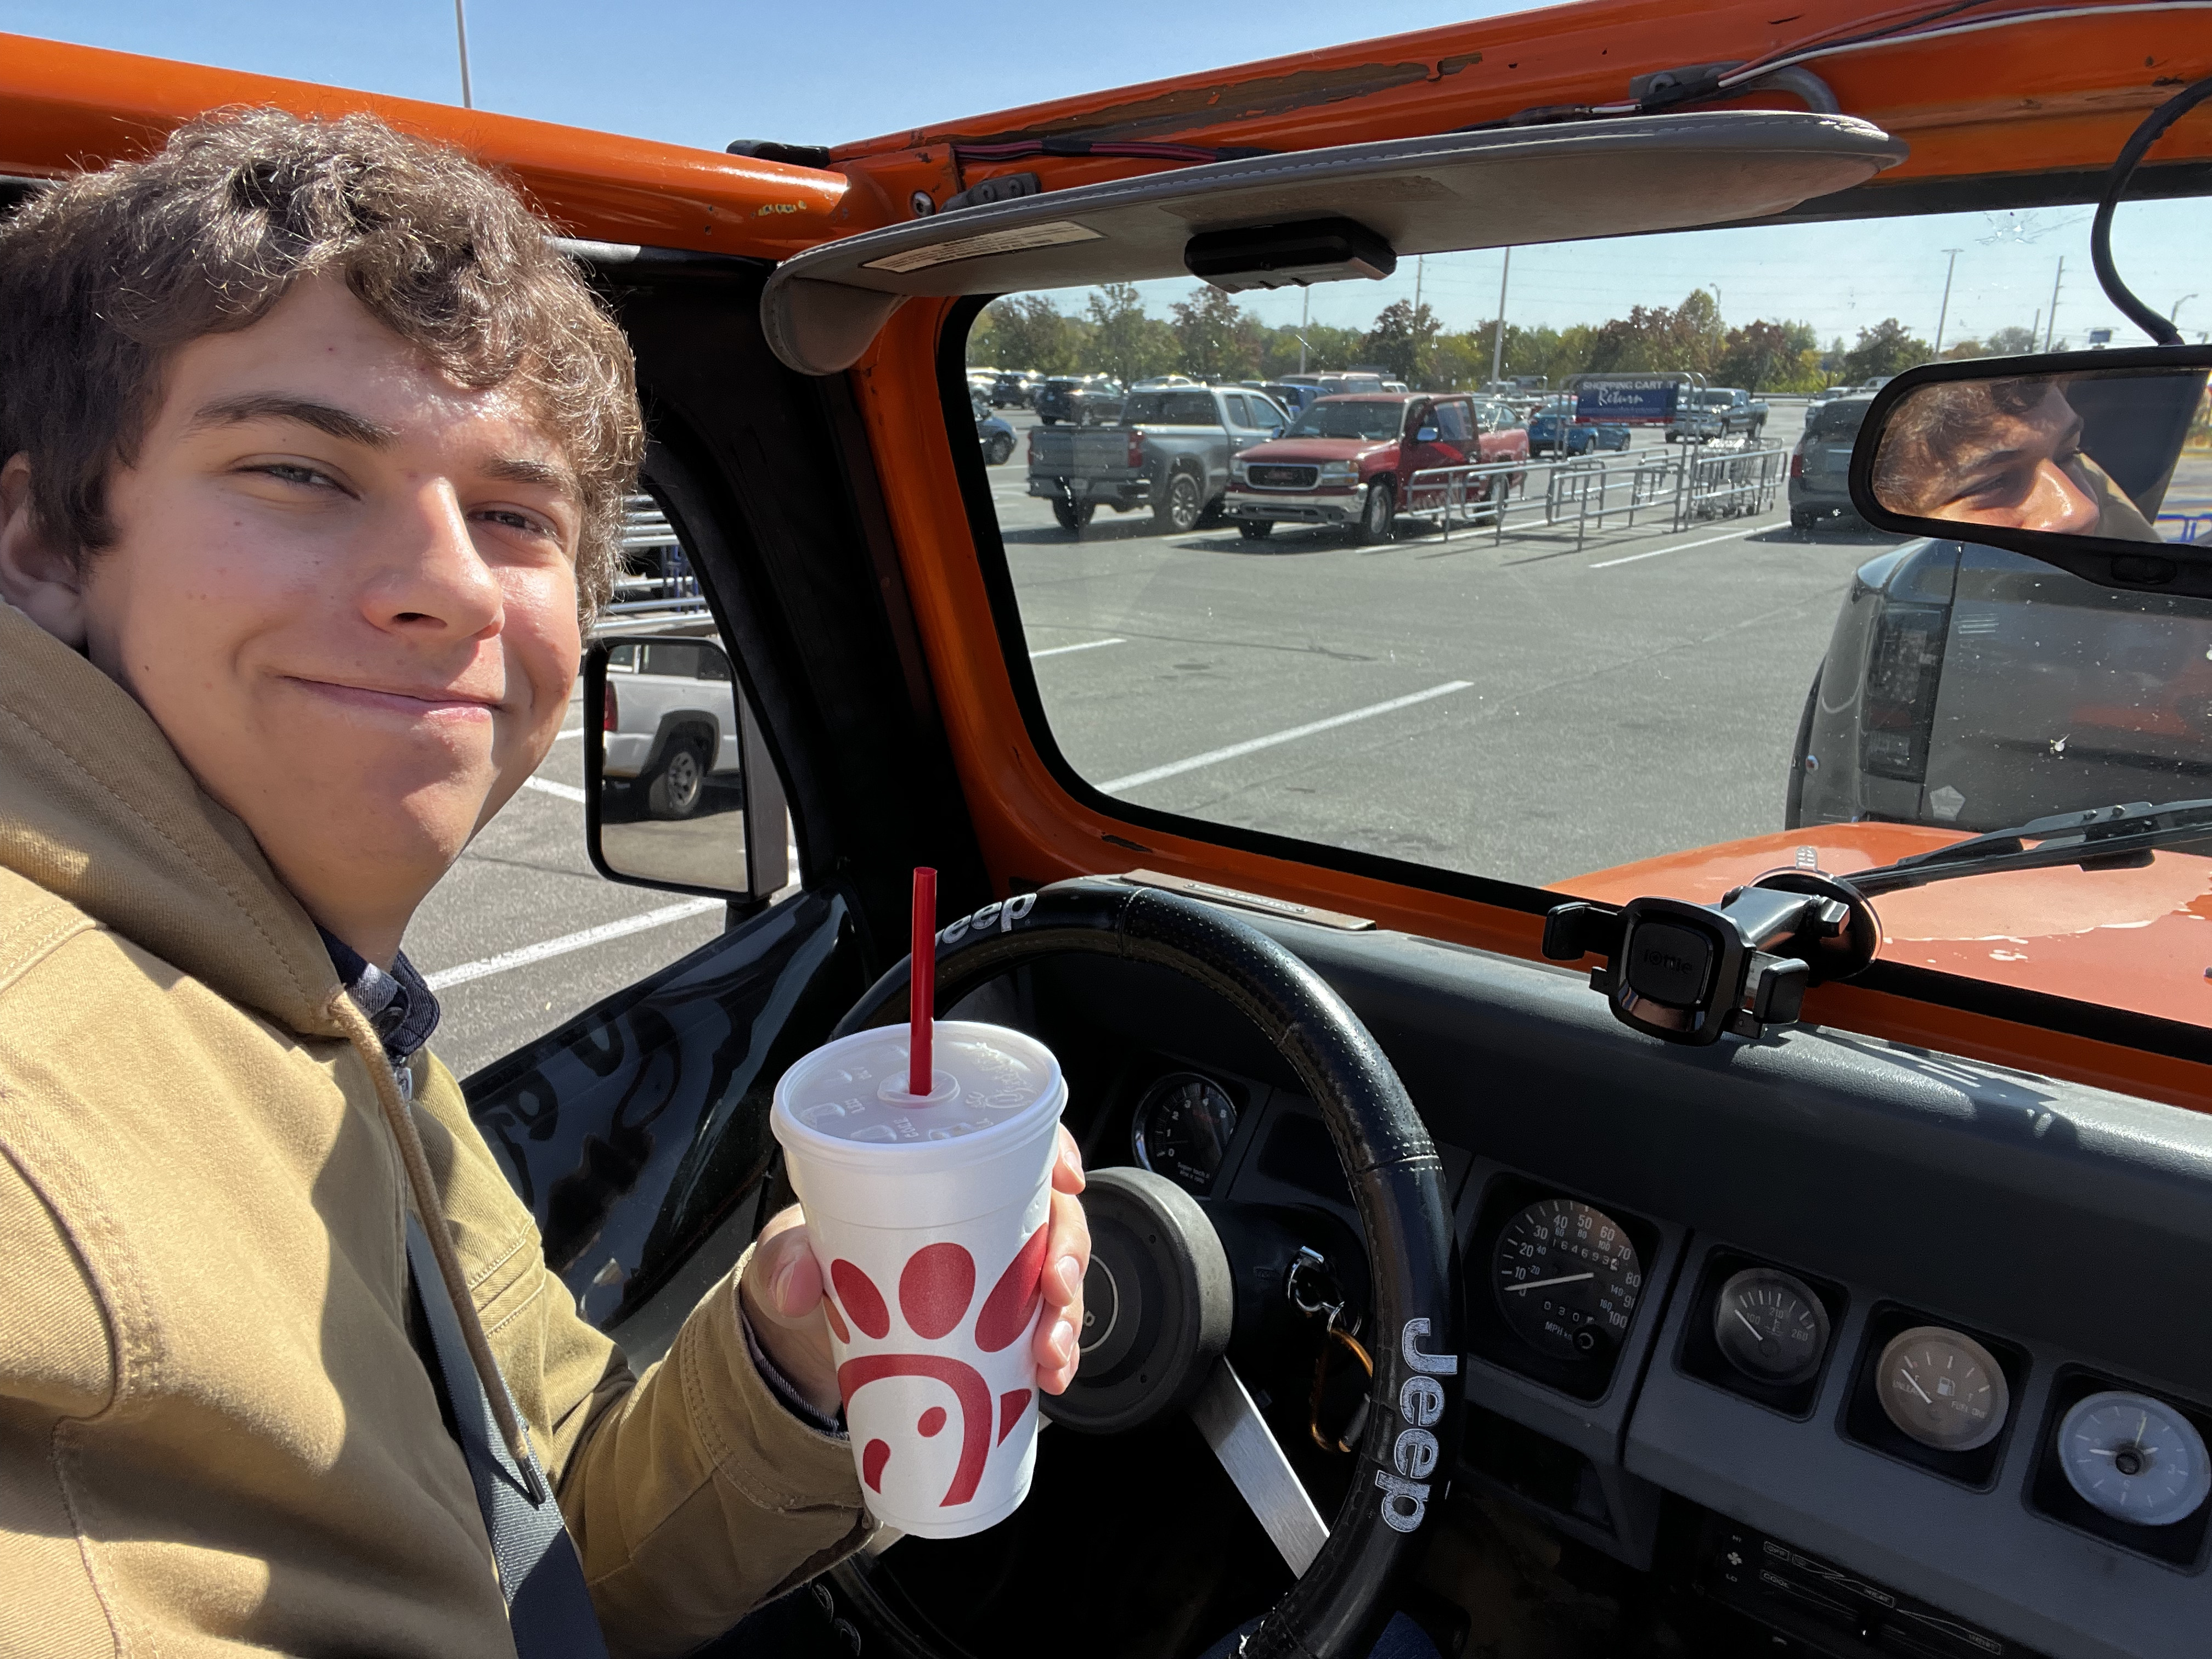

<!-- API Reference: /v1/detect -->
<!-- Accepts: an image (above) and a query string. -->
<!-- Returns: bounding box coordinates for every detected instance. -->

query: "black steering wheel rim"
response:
[822,878,1462,1659]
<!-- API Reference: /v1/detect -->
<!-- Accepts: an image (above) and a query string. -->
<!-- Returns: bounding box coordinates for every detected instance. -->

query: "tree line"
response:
[969,284,2047,394]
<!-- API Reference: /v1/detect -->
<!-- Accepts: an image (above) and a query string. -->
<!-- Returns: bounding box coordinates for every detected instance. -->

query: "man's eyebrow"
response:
[482,454,582,504]
[184,394,398,448]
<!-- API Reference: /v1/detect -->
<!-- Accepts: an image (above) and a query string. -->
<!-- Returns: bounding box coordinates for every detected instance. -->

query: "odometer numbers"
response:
[1492,1198,1644,1361]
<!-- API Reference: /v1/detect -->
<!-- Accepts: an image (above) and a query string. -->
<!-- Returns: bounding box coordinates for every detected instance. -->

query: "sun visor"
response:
[761,111,1908,375]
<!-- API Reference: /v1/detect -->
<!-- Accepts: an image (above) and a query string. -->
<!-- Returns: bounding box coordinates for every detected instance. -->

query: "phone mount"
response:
[1543,871,1878,1046]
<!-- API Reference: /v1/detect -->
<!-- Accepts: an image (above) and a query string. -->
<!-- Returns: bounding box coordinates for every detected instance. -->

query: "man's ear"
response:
[0,453,90,646]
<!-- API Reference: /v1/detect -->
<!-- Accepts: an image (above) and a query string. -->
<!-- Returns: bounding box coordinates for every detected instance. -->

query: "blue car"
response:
[1528,400,1630,456]
[969,388,1017,465]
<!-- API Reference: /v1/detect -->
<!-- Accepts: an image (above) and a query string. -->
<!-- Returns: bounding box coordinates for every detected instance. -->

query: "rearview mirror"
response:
[1850,346,2212,592]
[584,634,790,906]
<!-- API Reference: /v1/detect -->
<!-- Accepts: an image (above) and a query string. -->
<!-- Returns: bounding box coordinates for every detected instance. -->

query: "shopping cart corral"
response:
[1408,439,1788,550]
[604,493,711,623]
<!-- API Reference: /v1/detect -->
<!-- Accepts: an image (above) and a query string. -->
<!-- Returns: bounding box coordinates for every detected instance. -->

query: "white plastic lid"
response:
[774,1021,1062,1147]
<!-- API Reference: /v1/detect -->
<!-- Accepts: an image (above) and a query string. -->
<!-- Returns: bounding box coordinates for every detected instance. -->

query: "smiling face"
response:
[0,273,583,963]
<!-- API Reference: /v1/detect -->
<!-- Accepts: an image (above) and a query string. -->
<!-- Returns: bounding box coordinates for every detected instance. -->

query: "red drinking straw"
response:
[909,867,938,1097]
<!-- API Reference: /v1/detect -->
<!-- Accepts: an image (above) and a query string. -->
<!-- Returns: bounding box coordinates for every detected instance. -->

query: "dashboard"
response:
[1014,910,2212,1659]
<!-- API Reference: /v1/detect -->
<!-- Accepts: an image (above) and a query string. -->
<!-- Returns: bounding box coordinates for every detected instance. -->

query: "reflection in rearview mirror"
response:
[586,634,789,903]
[1853,350,2212,576]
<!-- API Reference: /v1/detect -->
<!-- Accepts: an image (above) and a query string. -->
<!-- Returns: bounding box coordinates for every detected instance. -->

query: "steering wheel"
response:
[817,879,1461,1659]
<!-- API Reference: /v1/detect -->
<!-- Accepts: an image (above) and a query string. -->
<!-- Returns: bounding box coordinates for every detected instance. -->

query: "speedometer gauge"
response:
[1492,1198,1644,1359]
[2057,1391,2210,1526]
[1131,1073,1239,1194]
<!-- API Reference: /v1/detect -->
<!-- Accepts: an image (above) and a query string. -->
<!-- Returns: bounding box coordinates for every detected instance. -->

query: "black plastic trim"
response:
[938,296,2212,1080]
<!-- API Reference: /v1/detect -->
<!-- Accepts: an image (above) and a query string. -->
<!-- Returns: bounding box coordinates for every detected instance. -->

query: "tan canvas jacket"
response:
[0,603,865,1658]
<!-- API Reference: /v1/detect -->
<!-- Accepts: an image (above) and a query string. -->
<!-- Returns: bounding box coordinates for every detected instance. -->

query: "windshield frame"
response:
[935,294,2212,1081]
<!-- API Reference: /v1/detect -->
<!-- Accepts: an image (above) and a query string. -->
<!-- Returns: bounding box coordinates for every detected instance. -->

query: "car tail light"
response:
[1126,431,1146,467]
[1789,448,1805,479]
[602,680,619,731]
[1859,603,1949,781]
[1027,431,1039,462]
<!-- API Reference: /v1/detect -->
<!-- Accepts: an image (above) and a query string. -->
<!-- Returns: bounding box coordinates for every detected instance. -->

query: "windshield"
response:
[961,199,2212,1029]
[1285,400,1409,440]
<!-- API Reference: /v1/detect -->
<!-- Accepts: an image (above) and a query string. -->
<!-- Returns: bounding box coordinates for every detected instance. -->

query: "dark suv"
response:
[1788,394,1875,529]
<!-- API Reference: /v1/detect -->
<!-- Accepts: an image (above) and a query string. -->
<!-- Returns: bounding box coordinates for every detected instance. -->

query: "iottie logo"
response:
[939,893,1037,946]
[1376,1319,1457,1533]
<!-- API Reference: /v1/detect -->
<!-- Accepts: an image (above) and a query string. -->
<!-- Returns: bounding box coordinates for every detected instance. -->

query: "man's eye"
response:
[476,507,556,538]
[252,462,335,488]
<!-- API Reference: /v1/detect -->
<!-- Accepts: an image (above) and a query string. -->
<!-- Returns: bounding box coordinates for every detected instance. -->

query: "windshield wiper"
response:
[1843,798,2212,897]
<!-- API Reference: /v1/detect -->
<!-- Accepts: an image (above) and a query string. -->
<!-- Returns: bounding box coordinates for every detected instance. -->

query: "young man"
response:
[0,110,1087,1657]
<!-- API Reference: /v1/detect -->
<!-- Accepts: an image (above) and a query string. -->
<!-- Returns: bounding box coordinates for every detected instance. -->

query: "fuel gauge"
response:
[1877,1327,2009,1453]
[1713,1268,1830,1386]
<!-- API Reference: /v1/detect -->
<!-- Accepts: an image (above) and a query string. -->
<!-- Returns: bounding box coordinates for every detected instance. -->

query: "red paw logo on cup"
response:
[825,1225,1049,1506]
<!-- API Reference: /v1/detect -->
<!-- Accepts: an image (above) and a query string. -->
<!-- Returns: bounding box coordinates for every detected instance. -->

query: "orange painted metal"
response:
[0,32,849,257]
[836,3,2212,227]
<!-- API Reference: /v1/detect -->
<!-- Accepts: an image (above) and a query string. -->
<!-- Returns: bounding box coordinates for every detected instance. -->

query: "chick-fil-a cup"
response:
[770,1019,1065,1536]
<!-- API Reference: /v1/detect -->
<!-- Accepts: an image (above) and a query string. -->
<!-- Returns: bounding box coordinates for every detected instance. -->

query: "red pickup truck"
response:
[1222,392,1530,543]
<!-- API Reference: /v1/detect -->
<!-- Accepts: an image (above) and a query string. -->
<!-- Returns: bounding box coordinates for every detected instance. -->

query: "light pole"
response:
[1933,248,1962,355]
[1297,288,1310,375]
[2044,256,2064,351]
[454,0,474,109]
[1491,247,1513,388]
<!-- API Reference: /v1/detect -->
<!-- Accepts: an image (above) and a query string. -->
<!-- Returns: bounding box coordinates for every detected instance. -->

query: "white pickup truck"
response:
[600,637,742,818]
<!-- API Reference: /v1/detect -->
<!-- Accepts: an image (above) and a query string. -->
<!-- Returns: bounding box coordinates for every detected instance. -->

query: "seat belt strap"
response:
[406,1215,611,1659]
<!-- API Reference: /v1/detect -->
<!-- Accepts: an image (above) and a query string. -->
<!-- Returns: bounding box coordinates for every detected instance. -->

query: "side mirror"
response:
[1850,345,2212,594]
[1268,424,1284,439]
[584,634,790,907]
[1415,426,1440,443]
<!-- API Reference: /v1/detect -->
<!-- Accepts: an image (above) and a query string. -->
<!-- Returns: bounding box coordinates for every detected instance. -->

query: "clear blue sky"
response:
[13,1,2207,347]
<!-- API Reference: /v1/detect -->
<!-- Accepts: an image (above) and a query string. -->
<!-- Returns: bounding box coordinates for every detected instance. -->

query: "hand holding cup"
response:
[740,1126,1091,1416]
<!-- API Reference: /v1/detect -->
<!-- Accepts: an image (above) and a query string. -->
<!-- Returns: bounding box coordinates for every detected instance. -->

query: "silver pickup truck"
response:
[1026,384,1288,533]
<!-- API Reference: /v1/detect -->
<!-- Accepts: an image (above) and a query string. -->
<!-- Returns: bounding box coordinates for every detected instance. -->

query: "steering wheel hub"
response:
[1047,1167,1232,1435]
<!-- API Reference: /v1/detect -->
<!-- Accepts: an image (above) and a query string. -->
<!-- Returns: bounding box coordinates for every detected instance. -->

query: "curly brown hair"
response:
[0,106,644,618]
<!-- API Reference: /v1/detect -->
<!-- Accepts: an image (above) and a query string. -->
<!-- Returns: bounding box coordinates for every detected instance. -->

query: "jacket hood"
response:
[0,602,344,1040]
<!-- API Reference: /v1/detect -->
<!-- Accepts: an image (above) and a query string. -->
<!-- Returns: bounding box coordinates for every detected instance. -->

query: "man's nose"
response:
[2028,459,2103,535]
[366,481,503,637]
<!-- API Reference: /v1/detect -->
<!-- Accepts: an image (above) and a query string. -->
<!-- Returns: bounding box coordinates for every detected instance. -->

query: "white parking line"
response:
[1030,637,1127,659]
[1588,527,1763,569]
[552,727,585,740]
[425,897,724,991]
[523,776,588,803]
[1101,681,1475,794]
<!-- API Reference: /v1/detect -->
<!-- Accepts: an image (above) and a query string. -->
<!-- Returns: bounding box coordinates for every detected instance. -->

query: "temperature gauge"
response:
[1713,1267,1830,1386]
[2057,1391,2211,1527]
[1876,1327,2009,1453]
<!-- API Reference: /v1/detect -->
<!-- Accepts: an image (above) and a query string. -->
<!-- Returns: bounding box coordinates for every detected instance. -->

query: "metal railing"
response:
[607,494,709,617]
[1409,439,1788,550]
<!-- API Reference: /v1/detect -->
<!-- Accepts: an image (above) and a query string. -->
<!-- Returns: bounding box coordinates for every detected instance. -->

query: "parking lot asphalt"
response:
[407,397,1909,1081]
[997,399,1904,885]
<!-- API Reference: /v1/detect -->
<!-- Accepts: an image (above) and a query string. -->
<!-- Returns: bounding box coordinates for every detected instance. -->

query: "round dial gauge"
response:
[1131,1074,1239,1194]
[1877,1327,2010,1452]
[1714,1268,1831,1386]
[1492,1198,1644,1360]
[2057,1391,2211,1527]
